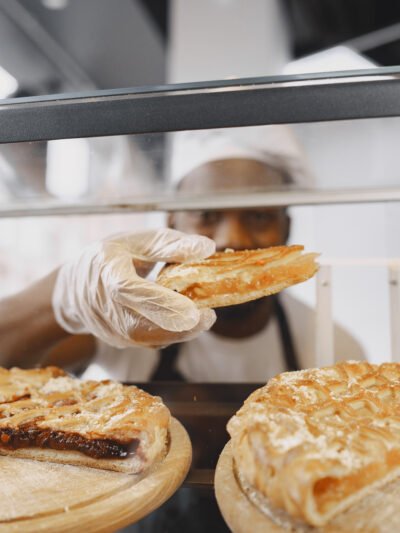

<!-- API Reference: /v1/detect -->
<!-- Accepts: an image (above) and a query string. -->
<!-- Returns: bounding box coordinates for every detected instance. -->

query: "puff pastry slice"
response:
[157,245,319,308]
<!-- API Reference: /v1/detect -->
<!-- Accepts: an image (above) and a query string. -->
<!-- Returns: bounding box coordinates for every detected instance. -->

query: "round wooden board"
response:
[0,417,191,533]
[215,440,400,533]
[215,441,283,533]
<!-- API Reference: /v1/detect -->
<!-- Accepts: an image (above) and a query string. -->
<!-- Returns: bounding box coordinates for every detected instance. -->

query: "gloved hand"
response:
[52,228,216,348]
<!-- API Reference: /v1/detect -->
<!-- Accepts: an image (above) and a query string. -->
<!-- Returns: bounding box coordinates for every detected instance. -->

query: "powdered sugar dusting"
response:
[40,377,81,394]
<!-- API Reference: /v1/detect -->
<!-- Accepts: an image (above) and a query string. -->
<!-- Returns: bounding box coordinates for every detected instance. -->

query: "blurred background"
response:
[1,0,400,361]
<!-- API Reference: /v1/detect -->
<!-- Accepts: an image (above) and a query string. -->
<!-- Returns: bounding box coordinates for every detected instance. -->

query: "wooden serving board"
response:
[215,440,400,533]
[0,417,191,533]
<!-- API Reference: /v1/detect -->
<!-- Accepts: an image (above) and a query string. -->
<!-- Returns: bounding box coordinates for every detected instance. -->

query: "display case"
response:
[2,67,400,525]
[2,66,400,217]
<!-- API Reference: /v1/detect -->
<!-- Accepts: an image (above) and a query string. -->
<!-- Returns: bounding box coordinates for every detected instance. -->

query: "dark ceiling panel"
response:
[283,0,400,61]
[138,0,168,41]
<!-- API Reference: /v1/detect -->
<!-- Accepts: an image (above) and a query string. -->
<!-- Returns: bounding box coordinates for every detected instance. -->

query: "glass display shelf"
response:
[2,66,400,218]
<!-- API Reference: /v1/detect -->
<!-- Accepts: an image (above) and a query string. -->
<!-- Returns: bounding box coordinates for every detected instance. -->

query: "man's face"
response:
[169,158,291,338]
[170,158,290,251]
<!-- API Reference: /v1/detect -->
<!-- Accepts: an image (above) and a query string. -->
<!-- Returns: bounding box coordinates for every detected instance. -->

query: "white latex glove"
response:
[52,228,216,348]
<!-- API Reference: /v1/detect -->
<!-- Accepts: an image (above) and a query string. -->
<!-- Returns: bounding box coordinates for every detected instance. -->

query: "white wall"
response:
[168,0,290,83]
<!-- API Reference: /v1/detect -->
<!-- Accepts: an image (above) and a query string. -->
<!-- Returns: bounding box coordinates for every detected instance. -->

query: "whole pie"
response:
[0,366,170,473]
[157,245,319,308]
[227,361,400,527]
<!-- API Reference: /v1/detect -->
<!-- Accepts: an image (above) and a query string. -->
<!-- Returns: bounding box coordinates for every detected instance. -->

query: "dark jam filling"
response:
[0,425,140,460]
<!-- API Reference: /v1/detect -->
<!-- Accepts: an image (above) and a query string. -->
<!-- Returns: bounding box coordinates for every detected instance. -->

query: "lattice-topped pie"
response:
[227,361,400,527]
[0,366,170,473]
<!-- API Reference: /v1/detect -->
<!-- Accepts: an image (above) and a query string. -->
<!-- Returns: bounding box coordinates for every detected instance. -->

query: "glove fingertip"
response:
[175,234,215,262]
[195,236,216,260]
[198,307,217,330]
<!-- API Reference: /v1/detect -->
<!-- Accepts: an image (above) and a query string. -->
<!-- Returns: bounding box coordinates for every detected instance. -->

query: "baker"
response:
[0,126,363,378]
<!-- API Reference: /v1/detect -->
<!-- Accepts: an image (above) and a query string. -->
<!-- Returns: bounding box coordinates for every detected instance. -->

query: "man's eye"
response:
[245,211,273,224]
[199,211,220,225]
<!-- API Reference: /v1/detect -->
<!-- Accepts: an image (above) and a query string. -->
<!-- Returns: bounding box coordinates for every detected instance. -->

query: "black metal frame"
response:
[1,67,400,143]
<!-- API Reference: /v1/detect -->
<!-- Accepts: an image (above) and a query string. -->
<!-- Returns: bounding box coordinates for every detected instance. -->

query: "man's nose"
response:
[213,213,253,251]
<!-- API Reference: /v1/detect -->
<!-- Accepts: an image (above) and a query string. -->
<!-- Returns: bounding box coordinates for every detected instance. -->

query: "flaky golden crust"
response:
[228,361,400,527]
[0,367,170,473]
[0,366,66,403]
[157,245,319,308]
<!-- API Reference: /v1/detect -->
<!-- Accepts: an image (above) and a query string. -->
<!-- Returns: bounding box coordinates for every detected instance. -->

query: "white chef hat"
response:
[167,125,313,188]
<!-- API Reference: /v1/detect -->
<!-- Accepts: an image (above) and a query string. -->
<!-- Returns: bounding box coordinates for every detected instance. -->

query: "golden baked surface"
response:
[157,245,319,308]
[228,361,400,527]
[0,367,170,472]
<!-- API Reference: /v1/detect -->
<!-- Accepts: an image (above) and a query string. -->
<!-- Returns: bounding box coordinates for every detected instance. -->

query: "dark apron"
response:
[151,295,300,381]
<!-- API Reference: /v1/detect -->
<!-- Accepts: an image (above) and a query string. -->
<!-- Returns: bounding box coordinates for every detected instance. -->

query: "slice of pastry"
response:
[0,367,170,473]
[227,361,400,527]
[157,245,319,308]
